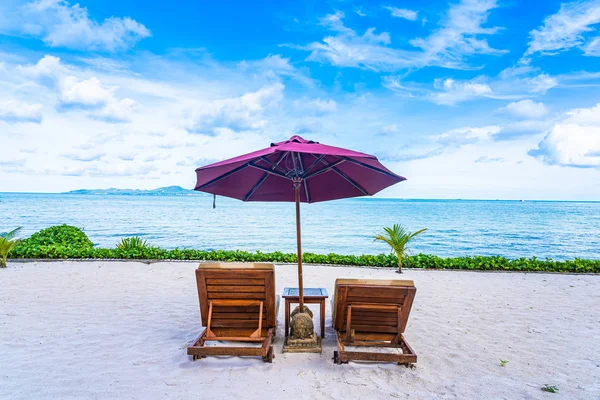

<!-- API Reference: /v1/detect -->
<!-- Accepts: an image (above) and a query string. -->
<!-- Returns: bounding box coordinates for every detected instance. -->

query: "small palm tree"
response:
[374,224,426,273]
[0,227,22,268]
[116,236,149,252]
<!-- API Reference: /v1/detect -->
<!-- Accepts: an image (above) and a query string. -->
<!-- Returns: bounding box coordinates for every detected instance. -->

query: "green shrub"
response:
[7,225,600,273]
[11,225,93,259]
[20,225,93,248]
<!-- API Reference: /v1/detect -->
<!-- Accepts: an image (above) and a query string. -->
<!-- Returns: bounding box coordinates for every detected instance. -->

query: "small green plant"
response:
[541,384,558,393]
[0,227,22,268]
[374,224,427,273]
[500,359,509,367]
[116,237,150,252]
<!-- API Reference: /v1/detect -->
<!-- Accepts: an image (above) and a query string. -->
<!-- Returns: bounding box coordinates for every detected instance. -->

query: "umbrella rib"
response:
[196,161,252,190]
[259,156,288,175]
[303,158,345,180]
[244,153,288,201]
[248,163,292,179]
[309,156,368,195]
[304,155,324,174]
[342,157,402,180]
[331,166,369,195]
[296,153,310,203]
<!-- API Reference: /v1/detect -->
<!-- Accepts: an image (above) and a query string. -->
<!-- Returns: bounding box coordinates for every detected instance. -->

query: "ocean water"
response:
[1,193,599,260]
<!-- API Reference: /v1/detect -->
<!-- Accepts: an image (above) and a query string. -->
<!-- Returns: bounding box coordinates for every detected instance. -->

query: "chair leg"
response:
[262,346,274,363]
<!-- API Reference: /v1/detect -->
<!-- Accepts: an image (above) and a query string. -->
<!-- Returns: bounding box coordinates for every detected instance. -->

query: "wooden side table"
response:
[282,287,329,338]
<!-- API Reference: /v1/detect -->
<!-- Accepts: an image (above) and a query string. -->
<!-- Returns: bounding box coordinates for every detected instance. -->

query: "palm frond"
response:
[0,227,22,267]
[0,227,22,240]
[374,224,427,270]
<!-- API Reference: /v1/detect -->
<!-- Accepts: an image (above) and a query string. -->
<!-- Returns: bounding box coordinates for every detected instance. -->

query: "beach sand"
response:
[1,261,599,400]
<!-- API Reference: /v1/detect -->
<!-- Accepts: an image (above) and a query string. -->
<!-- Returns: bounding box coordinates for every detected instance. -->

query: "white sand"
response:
[1,261,599,400]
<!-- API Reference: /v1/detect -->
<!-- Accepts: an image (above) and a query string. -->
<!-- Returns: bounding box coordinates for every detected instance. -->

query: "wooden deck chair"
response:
[332,278,417,366]
[187,263,278,363]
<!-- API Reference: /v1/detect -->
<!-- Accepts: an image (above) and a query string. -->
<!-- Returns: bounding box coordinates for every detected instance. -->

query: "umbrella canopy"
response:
[195,135,406,309]
[195,135,405,202]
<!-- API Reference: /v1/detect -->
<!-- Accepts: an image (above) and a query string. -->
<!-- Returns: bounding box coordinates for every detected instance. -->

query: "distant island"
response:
[64,186,208,196]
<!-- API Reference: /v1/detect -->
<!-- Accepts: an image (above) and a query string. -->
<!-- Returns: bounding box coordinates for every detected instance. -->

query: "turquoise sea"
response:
[1,193,599,260]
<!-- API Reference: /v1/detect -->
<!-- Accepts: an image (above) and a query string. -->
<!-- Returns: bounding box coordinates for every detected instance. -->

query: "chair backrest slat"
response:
[196,263,276,329]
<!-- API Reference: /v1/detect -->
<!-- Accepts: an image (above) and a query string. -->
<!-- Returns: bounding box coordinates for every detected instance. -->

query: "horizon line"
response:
[0,191,599,203]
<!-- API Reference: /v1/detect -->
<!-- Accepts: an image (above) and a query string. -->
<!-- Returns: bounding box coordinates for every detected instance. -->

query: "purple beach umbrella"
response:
[195,135,406,308]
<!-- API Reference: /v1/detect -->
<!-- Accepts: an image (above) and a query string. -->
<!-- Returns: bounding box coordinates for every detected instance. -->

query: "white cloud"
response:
[295,1,506,72]
[437,125,501,144]
[292,97,337,115]
[59,76,112,106]
[185,83,284,133]
[431,78,493,105]
[475,156,504,163]
[238,54,314,86]
[95,97,136,122]
[380,124,398,134]
[409,0,506,66]
[58,74,136,121]
[526,73,558,93]
[525,0,600,57]
[501,99,548,119]
[2,0,150,51]
[354,8,367,17]
[383,6,418,21]
[584,36,600,55]
[0,100,43,123]
[309,98,337,113]
[564,102,600,124]
[387,125,502,161]
[529,103,600,168]
[18,54,63,77]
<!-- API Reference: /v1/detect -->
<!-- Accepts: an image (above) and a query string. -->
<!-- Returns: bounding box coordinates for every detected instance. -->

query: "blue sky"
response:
[1,0,600,199]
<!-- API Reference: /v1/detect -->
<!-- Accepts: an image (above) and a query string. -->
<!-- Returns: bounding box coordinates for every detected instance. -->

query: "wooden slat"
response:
[352,311,397,318]
[210,299,263,306]
[347,286,409,299]
[206,279,264,286]
[212,320,265,328]
[212,313,266,320]
[208,293,265,300]
[211,327,271,337]
[398,287,416,333]
[213,306,265,313]
[334,286,349,330]
[207,285,265,293]
[264,269,276,328]
[347,297,404,305]
[350,304,401,311]
[343,332,398,341]
[202,270,269,278]
[339,351,417,363]
[188,346,264,356]
[346,316,397,325]
[348,324,399,333]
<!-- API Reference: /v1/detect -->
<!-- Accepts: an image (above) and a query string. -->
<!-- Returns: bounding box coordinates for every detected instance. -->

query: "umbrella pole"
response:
[295,185,304,310]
